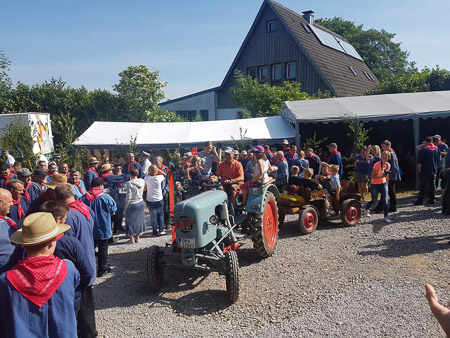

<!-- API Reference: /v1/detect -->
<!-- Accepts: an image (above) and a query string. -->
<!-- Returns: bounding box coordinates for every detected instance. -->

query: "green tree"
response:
[113,65,167,121]
[230,70,310,117]
[0,51,12,113]
[315,17,412,80]
[303,132,328,154]
[0,118,35,169]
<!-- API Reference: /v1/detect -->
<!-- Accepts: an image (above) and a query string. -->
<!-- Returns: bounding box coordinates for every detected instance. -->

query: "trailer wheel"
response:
[147,245,163,291]
[225,250,239,303]
[298,206,318,234]
[340,199,361,227]
[248,191,278,258]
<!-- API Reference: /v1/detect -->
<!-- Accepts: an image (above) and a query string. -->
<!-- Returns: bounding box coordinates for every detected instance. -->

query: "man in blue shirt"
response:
[122,153,143,179]
[69,168,87,200]
[84,157,99,192]
[414,136,441,205]
[0,188,20,274]
[325,143,344,178]
[81,177,117,277]
[6,179,29,228]
[273,151,289,192]
[0,212,79,338]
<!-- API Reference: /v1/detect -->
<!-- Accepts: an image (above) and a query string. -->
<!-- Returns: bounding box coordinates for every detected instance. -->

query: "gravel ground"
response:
[94,194,450,337]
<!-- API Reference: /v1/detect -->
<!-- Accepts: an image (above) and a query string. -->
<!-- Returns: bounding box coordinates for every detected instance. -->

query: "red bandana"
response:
[24,182,32,202]
[85,187,103,202]
[0,215,19,231]
[127,160,136,173]
[273,157,286,165]
[72,181,84,194]
[87,167,98,177]
[7,255,67,308]
[425,143,437,151]
[101,173,110,180]
[2,172,14,185]
[12,197,25,219]
[68,200,90,220]
[157,165,166,175]
[327,150,341,164]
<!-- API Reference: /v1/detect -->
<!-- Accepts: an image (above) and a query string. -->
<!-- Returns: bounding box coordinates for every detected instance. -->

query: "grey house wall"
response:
[159,90,217,121]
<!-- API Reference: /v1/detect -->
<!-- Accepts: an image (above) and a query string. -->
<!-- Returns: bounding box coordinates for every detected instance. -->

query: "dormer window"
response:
[267,20,276,32]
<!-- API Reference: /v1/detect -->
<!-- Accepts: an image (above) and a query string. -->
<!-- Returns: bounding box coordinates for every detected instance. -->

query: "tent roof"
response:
[281,90,450,124]
[73,116,295,150]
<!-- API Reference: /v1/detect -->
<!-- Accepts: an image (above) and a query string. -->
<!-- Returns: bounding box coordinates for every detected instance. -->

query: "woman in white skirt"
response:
[123,168,146,243]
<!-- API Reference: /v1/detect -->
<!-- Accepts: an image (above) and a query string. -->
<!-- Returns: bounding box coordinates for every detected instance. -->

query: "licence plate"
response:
[178,237,195,249]
[119,187,127,194]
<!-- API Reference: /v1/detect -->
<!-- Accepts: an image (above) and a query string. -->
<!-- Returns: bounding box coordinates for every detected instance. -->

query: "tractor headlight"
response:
[209,215,219,225]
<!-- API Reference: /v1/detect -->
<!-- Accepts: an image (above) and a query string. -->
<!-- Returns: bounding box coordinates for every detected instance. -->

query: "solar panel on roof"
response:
[309,24,364,61]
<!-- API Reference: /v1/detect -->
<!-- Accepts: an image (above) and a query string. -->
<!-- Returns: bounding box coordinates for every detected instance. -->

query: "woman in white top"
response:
[241,145,276,205]
[144,164,167,236]
[124,168,146,243]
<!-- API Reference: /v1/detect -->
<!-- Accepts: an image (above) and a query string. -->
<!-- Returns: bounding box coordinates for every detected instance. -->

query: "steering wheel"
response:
[210,173,233,184]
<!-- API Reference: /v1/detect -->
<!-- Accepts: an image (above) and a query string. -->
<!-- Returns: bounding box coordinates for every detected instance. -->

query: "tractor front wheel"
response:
[225,250,239,302]
[340,199,361,227]
[147,245,164,291]
[248,191,278,258]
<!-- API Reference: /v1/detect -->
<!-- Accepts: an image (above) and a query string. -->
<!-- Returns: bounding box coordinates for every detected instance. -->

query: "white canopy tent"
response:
[73,116,295,150]
[281,90,450,147]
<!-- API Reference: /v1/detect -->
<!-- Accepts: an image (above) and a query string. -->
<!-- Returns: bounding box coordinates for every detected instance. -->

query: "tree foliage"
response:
[230,70,310,117]
[0,118,35,169]
[0,51,12,113]
[315,17,412,80]
[113,65,167,121]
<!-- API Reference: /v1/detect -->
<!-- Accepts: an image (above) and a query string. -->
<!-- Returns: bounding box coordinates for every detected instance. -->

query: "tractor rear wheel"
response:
[248,191,278,258]
[225,250,239,303]
[298,206,318,234]
[147,245,164,291]
[340,199,361,227]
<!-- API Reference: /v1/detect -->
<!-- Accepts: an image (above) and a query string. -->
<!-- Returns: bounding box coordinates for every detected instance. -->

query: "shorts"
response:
[241,181,257,191]
[355,172,370,183]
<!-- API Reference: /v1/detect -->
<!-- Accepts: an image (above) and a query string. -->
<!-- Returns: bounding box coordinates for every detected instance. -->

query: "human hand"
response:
[425,283,450,336]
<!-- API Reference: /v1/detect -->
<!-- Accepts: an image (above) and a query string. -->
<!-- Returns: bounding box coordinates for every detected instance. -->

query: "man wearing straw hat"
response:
[84,157,99,191]
[0,212,80,337]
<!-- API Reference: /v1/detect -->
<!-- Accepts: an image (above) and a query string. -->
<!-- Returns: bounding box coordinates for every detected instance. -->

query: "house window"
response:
[349,66,357,76]
[259,66,269,82]
[272,64,282,80]
[286,62,296,79]
[176,110,197,121]
[266,20,276,32]
[200,110,209,121]
[248,67,257,78]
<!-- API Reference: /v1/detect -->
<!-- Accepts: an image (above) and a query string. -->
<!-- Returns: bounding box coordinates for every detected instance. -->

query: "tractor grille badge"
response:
[176,215,194,233]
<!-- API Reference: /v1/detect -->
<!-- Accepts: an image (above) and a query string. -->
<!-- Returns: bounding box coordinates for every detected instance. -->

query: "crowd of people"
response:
[0,133,448,336]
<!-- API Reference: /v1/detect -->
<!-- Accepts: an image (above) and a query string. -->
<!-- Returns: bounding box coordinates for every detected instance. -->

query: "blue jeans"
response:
[366,183,389,217]
[146,200,165,235]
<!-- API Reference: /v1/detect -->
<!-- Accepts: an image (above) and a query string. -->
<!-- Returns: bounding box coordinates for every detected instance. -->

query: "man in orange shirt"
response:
[216,147,244,207]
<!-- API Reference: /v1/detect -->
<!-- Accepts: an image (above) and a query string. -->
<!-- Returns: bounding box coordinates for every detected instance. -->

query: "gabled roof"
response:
[269,1,378,96]
[219,0,377,96]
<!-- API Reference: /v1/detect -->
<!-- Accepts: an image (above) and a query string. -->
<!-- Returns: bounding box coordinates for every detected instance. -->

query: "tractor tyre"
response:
[340,199,361,227]
[298,206,319,234]
[225,250,239,303]
[147,245,164,291]
[278,211,285,228]
[248,191,278,258]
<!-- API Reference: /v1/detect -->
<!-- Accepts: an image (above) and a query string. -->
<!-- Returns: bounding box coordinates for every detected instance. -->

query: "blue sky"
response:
[1,0,449,100]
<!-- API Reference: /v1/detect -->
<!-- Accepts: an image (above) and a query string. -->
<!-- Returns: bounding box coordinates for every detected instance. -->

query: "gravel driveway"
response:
[94,195,449,337]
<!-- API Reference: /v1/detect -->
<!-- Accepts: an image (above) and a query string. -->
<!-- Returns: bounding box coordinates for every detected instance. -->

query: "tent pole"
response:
[295,120,301,150]
[413,118,420,189]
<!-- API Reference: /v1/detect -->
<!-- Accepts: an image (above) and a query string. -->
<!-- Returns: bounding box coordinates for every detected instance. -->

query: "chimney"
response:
[302,10,315,24]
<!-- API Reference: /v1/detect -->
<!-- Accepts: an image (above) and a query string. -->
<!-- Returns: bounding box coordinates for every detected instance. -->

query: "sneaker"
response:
[159,231,167,236]
[383,217,392,223]
[365,210,371,217]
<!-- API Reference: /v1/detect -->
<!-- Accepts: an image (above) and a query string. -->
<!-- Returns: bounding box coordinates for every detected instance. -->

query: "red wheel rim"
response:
[264,199,278,248]
[303,211,316,230]
[345,206,359,224]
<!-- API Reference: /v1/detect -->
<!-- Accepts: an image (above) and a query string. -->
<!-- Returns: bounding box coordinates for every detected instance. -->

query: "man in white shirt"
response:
[142,151,152,176]
[3,150,15,167]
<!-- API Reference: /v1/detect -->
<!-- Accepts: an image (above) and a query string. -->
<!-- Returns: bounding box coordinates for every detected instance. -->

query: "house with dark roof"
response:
[160,0,378,121]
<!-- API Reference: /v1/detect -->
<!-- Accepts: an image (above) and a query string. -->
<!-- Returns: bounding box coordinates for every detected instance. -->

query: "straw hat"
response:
[101,163,113,172]
[88,156,99,164]
[10,212,70,246]
[44,173,67,189]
